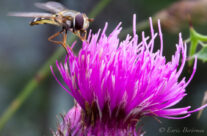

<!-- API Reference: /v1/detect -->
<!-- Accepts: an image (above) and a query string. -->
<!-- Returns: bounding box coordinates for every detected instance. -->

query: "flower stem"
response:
[88,0,111,18]
[0,0,111,131]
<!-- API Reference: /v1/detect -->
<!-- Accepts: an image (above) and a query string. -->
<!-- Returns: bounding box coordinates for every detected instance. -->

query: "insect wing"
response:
[34,1,66,13]
[8,12,53,18]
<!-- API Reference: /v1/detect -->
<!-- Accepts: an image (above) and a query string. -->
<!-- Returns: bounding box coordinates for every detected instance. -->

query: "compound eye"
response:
[75,14,84,30]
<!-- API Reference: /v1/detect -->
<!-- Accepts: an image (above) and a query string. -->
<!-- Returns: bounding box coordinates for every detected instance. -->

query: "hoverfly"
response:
[9,1,93,52]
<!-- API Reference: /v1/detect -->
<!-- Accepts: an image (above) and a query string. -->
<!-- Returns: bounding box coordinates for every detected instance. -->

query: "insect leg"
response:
[62,29,72,52]
[48,31,63,46]
[74,30,87,41]
[48,29,72,53]
[80,30,87,41]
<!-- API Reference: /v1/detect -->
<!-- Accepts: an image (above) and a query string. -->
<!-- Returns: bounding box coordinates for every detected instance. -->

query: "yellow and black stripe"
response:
[30,17,60,26]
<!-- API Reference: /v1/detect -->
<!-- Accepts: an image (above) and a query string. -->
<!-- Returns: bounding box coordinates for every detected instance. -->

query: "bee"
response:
[9,1,93,52]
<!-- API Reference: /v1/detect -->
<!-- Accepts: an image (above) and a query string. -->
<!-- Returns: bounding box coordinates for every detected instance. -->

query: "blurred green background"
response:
[0,0,207,135]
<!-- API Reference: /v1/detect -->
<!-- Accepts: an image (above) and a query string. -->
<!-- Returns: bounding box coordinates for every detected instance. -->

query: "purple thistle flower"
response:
[51,14,207,136]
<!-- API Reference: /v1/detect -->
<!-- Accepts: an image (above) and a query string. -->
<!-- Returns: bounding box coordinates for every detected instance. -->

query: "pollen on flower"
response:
[51,14,207,136]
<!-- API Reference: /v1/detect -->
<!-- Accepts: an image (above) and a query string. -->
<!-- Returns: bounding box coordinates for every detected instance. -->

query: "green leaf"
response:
[188,27,207,65]
[195,47,207,62]
[188,28,199,66]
